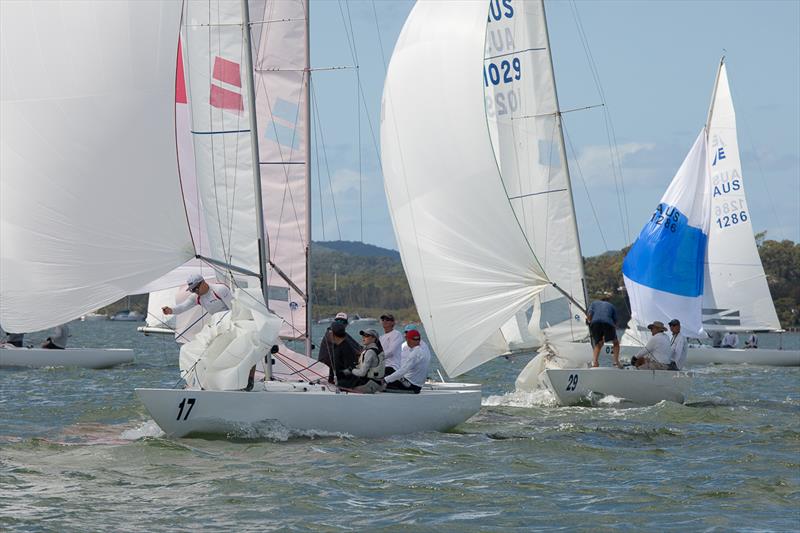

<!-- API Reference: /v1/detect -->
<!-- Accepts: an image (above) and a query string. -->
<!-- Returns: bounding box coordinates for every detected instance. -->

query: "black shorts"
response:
[590,321,617,344]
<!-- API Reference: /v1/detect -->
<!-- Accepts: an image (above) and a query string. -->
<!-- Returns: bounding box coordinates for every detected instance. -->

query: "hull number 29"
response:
[176,398,196,421]
[566,374,579,392]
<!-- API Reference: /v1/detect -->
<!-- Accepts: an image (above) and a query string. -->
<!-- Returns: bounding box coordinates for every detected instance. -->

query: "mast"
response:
[304,0,313,357]
[705,55,726,136]
[241,0,273,377]
[539,0,589,311]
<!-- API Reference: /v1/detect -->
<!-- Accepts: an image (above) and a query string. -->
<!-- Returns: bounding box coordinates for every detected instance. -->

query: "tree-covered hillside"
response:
[103,238,799,328]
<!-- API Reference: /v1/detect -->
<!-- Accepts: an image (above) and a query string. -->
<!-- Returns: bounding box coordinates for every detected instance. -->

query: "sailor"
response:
[632,321,672,370]
[721,331,739,348]
[744,332,758,349]
[344,329,386,393]
[317,311,360,377]
[379,313,403,375]
[41,324,69,350]
[668,319,688,370]
[161,274,232,316]
[586,295,622,368]
[328,321,361,388]
[384,329,431,394]
[3,331,24,347]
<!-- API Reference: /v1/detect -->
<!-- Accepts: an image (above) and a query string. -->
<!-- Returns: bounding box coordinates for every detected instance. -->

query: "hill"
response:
[102,238,799,328]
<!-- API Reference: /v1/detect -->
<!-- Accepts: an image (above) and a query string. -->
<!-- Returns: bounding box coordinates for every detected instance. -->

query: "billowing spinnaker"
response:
[0,1,192,332]
[703,63,780,332]
[485,0,586,345]
[381,1,550,377]
[623,130,711,337]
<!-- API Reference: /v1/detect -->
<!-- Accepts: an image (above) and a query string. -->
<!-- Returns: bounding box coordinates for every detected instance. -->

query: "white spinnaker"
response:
[0,1,192,332]
[381,1,550,378]
[252,0,309,341]
[704,63,780,332]
[484,0,587,346]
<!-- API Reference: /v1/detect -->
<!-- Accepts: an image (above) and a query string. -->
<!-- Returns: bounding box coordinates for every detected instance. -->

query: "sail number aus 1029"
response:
[176,398,196,421]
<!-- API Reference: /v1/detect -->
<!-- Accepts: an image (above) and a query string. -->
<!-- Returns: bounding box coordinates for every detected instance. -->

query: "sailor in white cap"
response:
[162,273,232,316]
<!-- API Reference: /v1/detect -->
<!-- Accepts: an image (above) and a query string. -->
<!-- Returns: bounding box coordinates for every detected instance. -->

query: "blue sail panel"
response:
[622,203,707,298]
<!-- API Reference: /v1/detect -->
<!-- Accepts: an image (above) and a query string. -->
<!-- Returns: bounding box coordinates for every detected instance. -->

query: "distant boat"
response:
[109,310,145,322]
[80,313,108,322]
[0,346,134,369]
[621,58,799,367]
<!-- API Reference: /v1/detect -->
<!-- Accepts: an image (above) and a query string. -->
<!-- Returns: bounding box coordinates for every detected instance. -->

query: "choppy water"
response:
[2,322,798,531]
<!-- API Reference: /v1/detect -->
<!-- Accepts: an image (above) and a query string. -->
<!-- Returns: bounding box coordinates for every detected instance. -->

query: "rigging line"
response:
[311,81,343,239]
[203,3,233,269]
[569,0,631,244]
[484,47,546,61]
[340,0,364,242]
[311,78,326,240]
[562,122,610,252]
[738,111,786,241]
[369,0,388,71]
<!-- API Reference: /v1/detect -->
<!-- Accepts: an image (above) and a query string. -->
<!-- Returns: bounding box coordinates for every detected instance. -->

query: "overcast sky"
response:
[308,0,800,257]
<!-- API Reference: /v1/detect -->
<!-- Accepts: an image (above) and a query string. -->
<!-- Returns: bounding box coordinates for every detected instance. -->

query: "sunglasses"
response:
[381,318,394,321]
[190,284,201,293]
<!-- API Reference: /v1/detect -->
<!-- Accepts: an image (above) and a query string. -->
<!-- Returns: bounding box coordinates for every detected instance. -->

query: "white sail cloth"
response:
[181,289,281,391]
[623,130,712,337]
[484,0,587,347]
[0,1,192,332]
[703,63,780,332]
[381,1,551,377]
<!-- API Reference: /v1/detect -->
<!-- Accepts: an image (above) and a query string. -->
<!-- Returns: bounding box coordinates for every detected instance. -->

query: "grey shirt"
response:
[587,300,617,326]
[50,324,69,348]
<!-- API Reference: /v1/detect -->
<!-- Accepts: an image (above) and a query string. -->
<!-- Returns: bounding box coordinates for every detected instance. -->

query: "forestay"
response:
[0,1,191,332]
[703,62,780,332]
[381,1,551,377]
[623,130,712,337]
[484,0,587,347]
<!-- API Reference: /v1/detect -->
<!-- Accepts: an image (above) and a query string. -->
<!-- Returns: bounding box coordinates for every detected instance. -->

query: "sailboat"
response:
[621,59,799,367]
[381,0,687,406]
[1,0,479,436]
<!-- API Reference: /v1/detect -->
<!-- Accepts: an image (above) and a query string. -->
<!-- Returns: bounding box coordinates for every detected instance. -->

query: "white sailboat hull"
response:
[136,383,481,438]
[545,367,691,406]
[0,347,134,369]
[613,342,800,366]
[687,346,800,366]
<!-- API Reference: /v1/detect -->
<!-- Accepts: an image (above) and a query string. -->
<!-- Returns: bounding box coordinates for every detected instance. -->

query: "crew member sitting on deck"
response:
[384,329,431,394]
[41,324,69,350]
[632,321,672,370]
[329,321,361,388]
[343,329,386,393]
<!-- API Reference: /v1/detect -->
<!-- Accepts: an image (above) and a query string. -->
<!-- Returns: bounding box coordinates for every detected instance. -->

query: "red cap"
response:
[405,329,421,341]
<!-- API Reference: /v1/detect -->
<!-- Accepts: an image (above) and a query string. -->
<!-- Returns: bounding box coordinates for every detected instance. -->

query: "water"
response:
[2,322,799,531]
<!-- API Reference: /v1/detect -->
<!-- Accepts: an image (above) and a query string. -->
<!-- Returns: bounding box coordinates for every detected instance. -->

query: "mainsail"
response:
[623,130,712,337]
[484,0,587,347]
[703,61,781,332]
[381,1,555,377]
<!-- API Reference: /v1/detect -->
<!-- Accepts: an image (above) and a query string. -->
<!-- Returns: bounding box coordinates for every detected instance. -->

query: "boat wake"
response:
[120,420,164,440]
[225,420,353,441]
[482,388,557,408]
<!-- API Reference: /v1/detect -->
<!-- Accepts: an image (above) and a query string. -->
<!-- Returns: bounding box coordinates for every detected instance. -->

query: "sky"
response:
[308,0,800,257]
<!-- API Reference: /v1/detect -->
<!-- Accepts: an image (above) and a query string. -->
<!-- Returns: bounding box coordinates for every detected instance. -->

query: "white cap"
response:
[335,312,348,320]
[186,273,204,291]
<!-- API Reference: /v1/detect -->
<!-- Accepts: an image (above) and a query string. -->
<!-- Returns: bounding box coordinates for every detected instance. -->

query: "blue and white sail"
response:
[623,130,712,337]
